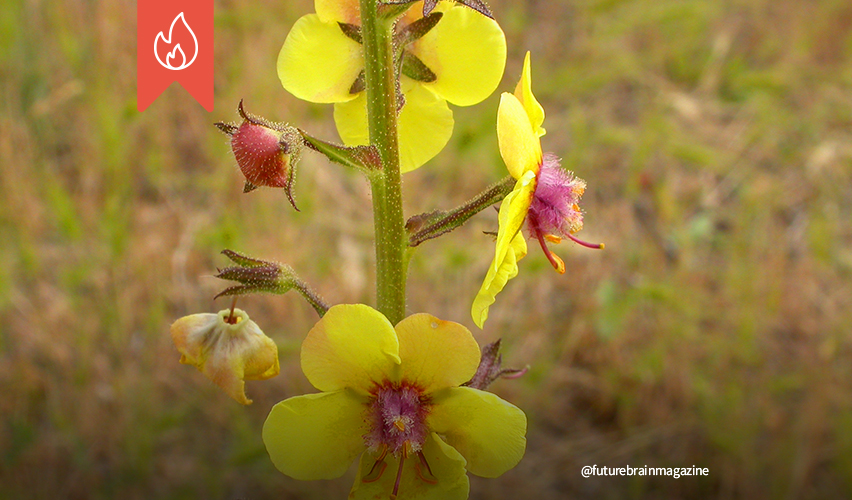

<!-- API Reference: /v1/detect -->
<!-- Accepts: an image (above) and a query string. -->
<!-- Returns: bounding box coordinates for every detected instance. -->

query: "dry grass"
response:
[2,0,852,498]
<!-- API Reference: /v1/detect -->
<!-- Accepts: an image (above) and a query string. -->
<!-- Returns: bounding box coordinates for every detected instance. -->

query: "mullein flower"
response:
[171,308,279,405]
[471,52,602,328]
[277,0,506,172]
[262,304,526,500]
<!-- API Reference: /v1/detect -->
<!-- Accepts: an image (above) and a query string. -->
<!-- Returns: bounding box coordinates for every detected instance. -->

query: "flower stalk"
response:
[360,0,406,325]
[406,175,516,247]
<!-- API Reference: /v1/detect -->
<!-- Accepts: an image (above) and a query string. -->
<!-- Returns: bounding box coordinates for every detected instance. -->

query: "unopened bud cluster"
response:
[215,249,299,298]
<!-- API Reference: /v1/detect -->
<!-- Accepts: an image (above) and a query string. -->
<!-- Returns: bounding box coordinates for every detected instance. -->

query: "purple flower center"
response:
[361,383,438,495]
[364,384,429,455]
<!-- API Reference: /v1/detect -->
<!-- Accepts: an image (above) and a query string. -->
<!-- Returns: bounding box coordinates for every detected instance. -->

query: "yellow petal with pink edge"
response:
[334,80,453,172]
[427,386,527,477]
[170,309,279,405]
[278,14,362,103]
[263,390,367,480]
[413,4,507,106]
[349,432,470,500]
[513,51,545,137]
[497,93,542,179]
[394,313,481,394]
[301,304,401,394]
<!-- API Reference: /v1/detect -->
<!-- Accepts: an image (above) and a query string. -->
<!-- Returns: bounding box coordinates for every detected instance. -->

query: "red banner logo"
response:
[138,0,213,112]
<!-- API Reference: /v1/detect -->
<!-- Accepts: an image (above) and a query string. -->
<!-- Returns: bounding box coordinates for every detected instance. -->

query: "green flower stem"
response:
[407,175,516,247]
[360,0,406,324]
[292,279,330,317]
[298,131,382,175]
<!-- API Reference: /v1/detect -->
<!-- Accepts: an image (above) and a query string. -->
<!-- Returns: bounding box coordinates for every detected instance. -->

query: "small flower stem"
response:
[292,279,330,317]
[226,297,238,324]
[360,0,406,324]
[407,175,516,247]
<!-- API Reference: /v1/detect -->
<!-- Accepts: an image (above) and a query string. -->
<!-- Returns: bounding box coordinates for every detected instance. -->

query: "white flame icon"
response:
[154,12,198,71]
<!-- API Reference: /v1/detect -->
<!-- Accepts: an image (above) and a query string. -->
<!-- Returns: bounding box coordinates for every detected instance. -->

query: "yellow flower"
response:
[471,53,601,329]
[262,304,526,500]
[277,0,506,172]
[170,308,279,405]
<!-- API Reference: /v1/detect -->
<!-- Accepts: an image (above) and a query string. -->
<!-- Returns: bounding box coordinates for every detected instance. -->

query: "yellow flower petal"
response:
[427,387,527,478]
[413,4,507,106]
[349,432,469,500]
[332,92,369,147]
[514,52,545,137]
[494,171,536,273]
[315,0,360,24]
[170,309,279,405]
[334,80,453,172]
[394,313,481,394]
[497,92,542,179]
[471,230,527,329]
[471,173,536,328]
[278,14,362,103]
[301,304,401,394]
[263,390,367,480]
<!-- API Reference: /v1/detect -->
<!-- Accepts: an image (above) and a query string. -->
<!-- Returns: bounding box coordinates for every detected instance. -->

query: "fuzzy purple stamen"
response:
[526,153,586,239]
[364,384,429,455]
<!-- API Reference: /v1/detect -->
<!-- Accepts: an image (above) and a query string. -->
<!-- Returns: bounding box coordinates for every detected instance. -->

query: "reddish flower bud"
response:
[215,100,303,210]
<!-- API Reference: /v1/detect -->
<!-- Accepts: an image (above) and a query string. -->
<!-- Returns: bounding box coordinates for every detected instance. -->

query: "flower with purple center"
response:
[262,304,527,500]
[472,52,602,328]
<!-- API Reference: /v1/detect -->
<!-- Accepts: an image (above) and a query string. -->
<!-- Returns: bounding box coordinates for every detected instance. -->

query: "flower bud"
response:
[171,308,279,405]
[215,100,303,210]
[463,339,528,390]
[214,249,330,317]
[214,249,298,299]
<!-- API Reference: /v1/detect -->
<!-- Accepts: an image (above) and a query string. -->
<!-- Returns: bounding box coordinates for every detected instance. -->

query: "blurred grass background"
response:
[2,0,852,498]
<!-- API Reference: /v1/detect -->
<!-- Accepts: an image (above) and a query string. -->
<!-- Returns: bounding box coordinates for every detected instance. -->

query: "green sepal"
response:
[394,12,442,47]
[377,0,415,20]
[349,70,366,94]
[221,249,268,268]
[400,51,437,83]
[337,22,362,44]
[423,0,493,18]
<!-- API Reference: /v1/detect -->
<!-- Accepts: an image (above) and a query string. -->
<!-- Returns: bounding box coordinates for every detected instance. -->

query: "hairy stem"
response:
[361,0,406,324]
[293,279,330,317]
[407,175,516,247]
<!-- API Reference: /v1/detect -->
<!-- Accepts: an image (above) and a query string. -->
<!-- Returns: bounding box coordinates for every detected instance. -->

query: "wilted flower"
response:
[171,308,279,405]
[262,304,526,499]
[215,100,303,209]
[277,0,506,172]
[472,52,602,328]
